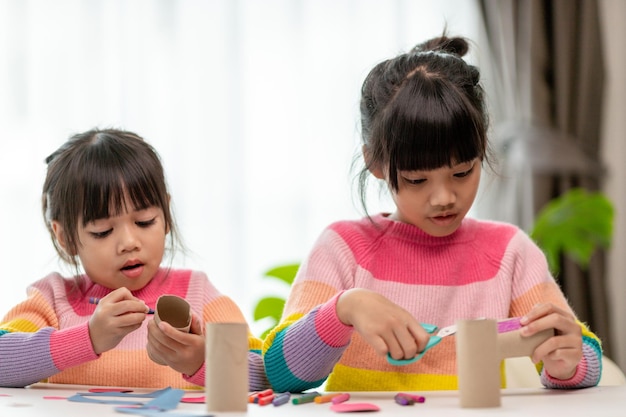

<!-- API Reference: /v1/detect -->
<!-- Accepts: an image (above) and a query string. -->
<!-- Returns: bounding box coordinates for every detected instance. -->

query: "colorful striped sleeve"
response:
[263,293,353,393]
[0,287,98,387]
[503,231,603,389]
[540,322,602,388]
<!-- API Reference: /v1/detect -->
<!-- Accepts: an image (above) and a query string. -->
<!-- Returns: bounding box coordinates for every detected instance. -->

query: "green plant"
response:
[530,188,614,274]
[253,263,299,338]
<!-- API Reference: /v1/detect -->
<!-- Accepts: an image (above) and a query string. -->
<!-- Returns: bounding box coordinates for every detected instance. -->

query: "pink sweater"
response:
[0,268,269,390]
[263,214,602,392]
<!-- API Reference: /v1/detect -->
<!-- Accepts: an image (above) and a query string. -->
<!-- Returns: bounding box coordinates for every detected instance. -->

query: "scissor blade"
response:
[436,324,457,337]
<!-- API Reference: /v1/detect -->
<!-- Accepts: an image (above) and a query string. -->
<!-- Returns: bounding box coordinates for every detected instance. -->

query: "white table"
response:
[1,383,625,416]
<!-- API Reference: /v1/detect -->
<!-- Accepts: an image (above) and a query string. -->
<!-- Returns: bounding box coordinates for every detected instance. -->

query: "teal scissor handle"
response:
[421,323,438,334]
[386,323,442,366]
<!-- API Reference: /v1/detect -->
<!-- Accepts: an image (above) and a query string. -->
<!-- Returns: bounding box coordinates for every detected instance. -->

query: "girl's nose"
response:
[430,185,456,208]
[118,225,140,253]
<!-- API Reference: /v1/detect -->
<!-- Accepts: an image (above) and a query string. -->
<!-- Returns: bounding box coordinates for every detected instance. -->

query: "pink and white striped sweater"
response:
[263,214,602,392]
[0,268,269,390]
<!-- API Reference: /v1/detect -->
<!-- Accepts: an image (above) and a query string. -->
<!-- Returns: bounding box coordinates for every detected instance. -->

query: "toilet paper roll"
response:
[205,322,249,412]
[154,295,191,332]
[456,319,501,408]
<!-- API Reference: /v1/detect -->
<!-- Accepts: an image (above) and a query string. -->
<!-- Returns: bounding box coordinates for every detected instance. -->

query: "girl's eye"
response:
[454,166,474,178]
[90,229,112,239]
[136,218,156,228]
[404,177,426,185]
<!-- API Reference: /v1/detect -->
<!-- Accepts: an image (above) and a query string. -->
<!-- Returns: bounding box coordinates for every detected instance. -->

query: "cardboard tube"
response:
[456,319,501,408]
[205,322,249,412]
[499,328,554,359]
[154,295,191,332]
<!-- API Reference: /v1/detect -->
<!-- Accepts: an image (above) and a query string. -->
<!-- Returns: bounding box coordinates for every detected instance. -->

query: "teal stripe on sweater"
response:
[264,328,326,393]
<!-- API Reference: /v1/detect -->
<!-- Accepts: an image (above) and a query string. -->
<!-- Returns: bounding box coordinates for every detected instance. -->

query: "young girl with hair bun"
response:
[262,35,602,393]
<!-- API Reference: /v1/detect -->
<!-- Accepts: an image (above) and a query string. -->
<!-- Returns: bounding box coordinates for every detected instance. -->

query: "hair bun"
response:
[412,35,469,57]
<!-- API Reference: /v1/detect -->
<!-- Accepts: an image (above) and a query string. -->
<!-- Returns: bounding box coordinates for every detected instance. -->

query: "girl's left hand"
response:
[146,313,205,376]
[520,303,582,380]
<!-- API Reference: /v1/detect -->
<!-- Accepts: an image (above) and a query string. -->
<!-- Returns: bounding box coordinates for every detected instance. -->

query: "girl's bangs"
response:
[387,78,483,172]
[81,155,162,225]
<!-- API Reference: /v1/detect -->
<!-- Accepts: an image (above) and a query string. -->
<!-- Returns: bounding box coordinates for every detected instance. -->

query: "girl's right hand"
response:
[336,288,430,361]
[88,287,151,354]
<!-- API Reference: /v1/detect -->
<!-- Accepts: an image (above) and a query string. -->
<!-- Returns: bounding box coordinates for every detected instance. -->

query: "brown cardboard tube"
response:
[205,322,249,412]
[498,328,555,359]
[456,319,501,408]
[154,295,191,332]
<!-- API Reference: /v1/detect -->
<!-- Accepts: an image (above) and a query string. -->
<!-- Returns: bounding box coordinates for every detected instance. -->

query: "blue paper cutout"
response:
[67,387,213,416]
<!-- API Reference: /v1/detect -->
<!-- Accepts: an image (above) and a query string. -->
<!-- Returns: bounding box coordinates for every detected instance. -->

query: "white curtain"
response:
[0,0,481,333]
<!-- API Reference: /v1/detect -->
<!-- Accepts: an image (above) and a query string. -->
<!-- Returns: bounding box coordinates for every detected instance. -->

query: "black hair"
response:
[357,35,492,214]
[42,128,181,268]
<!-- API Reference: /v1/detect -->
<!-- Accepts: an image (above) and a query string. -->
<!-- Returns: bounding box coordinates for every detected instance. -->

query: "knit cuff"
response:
[542,356,587,388]
[183,362,205,386]
[314,291,353,347]
[49,322,99,370]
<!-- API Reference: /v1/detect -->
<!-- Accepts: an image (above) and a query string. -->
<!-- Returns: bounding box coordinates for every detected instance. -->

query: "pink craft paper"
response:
[497,317,522,332]
[181,396,205,403]
[330,402,380,412]
[88,388,133,393]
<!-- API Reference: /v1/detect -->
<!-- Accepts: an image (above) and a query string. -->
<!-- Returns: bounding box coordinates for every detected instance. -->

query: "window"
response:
[0,0,481,330]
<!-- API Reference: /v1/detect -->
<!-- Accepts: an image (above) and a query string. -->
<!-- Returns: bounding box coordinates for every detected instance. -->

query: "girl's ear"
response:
[50,221,72,255]
[362,145,385,179]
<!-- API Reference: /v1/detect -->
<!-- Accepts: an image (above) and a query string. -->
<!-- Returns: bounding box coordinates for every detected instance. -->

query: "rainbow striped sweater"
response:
[263,214,602,392]
[0,268,269,389]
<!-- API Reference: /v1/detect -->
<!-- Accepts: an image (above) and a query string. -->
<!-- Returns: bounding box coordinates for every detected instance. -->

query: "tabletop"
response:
[1,383,625,416]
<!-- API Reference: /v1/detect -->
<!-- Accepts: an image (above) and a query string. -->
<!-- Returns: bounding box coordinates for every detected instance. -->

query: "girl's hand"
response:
[520,303,583,380]
[146,313,205,376]
[336,288,431,360]
[88,287,151,354]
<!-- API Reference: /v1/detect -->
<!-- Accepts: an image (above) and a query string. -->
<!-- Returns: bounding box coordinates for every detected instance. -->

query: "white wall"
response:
[599,0,626,372]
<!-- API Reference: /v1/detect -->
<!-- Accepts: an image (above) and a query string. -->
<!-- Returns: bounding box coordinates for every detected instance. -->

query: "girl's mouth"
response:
[430,213,457,226]
[121,263,144,278]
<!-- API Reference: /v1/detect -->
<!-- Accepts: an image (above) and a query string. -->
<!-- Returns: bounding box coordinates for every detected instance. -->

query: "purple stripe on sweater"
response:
[282,307,347,383]
[0,328,59,387]
[248,352,271,391]
[541,343,600,388]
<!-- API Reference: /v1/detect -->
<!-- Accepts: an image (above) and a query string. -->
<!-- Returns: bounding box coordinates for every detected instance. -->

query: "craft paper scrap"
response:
[89,388,134,393]
[118,387,184,411]
[330,402,380,412]
[68,387,176,406]
[116,410,213,417]
[180,396,205,403]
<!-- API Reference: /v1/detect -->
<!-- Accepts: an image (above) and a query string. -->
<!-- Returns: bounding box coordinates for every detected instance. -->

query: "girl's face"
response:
[387,159,481,237]
[52,196,167,291]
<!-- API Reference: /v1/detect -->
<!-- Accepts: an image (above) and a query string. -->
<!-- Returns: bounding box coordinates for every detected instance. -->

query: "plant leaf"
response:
[253,296,286,322]
[263,263,300,285]
[530,188,614,273]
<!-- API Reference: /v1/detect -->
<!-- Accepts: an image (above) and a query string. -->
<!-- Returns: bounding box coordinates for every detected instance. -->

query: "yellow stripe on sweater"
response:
[0,318,40,333]
[325,362,460,391]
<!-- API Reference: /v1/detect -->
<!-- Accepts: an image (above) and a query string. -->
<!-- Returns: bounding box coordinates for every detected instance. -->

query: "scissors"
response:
[386,317,523,365]
[386,322,457,366]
